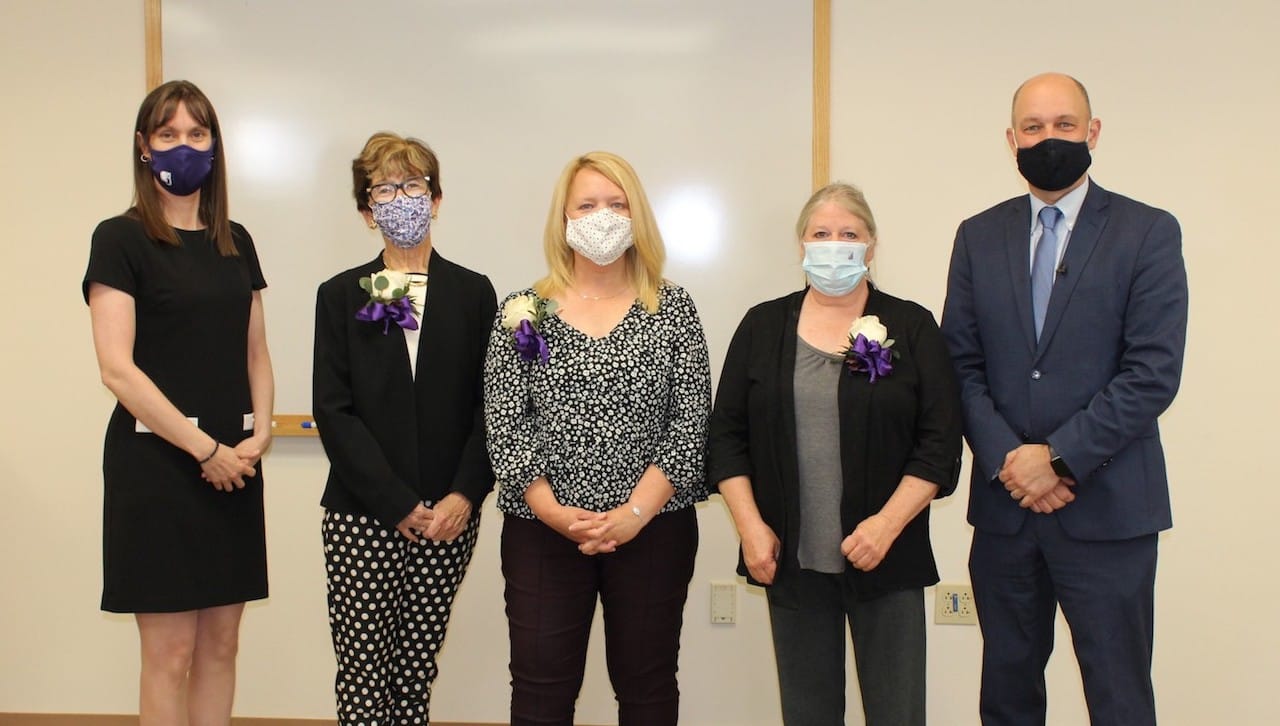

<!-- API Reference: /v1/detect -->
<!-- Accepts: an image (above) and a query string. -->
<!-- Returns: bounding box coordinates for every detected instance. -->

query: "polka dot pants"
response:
[323,509,479,725]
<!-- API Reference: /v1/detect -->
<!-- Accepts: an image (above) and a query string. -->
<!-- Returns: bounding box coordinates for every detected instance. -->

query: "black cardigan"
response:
[313,250,497,528]
[708,286,963,601]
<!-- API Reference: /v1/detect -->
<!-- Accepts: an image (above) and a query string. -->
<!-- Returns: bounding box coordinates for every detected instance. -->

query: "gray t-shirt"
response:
[793,336,847,573]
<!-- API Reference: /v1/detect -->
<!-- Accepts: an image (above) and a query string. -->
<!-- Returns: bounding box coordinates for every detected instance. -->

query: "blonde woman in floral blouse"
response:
[484,151,710,726]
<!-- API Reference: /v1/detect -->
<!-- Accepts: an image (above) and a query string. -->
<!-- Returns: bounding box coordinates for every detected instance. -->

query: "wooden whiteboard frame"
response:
[813,0,831,190]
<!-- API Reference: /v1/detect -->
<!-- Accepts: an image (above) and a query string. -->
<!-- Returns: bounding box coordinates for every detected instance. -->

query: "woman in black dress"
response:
[84,81,273,724]
[313,132,496,724]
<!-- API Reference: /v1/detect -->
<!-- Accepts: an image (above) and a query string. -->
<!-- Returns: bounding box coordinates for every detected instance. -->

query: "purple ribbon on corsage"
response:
[355,297,419,335]
[513,319,550,364]
[845,334,894,383]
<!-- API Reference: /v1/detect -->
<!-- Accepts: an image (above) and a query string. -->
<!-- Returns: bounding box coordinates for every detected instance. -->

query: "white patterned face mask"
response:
[564,207,634,266]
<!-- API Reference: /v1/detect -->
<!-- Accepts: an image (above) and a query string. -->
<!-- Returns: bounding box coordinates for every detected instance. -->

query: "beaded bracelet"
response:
[198,441,220,465]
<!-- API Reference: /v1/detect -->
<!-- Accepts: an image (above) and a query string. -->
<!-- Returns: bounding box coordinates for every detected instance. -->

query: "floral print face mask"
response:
[372,194,432,249]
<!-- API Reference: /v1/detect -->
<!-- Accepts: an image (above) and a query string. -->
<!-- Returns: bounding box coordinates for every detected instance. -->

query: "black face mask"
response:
[1016,138,1092,191]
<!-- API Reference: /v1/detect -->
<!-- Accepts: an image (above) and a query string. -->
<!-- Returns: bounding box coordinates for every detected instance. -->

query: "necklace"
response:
[575,286,629,301]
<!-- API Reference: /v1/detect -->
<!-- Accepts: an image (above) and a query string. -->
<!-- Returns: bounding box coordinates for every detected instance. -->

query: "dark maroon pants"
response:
[500,507,698,726]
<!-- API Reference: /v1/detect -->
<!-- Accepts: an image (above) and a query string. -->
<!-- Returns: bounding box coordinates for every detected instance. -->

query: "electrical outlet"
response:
[710,581,737,624]
[934,583,977,625]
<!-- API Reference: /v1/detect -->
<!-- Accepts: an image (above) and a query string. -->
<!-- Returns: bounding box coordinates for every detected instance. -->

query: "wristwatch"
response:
[1048,445,1074,478]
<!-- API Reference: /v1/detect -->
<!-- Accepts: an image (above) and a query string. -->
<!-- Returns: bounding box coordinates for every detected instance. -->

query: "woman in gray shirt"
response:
[708,182,963,726]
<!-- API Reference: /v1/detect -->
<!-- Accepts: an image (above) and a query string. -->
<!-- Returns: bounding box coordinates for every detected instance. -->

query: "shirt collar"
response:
[1029,177,1089,232]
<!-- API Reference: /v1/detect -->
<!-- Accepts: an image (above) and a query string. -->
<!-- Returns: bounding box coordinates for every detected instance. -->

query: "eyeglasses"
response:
[367,176,431,205]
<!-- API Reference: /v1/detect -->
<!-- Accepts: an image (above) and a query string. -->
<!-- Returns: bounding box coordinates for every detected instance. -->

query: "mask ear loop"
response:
[865,238,877,286]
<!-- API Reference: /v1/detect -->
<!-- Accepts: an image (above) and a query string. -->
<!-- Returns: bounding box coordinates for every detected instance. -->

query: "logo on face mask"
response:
[802,241,869,297]
[147,142,216,197]
[565,208,634,266]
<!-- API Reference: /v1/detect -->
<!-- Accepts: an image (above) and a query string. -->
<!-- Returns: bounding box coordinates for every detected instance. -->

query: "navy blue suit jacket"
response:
[941,181,1187,541]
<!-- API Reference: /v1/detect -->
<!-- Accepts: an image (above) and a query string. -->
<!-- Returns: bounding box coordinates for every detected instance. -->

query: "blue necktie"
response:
[1031,206,1061,340]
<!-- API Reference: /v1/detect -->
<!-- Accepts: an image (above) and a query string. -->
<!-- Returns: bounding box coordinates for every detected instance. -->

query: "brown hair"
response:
[130,80,236,255]
[351,132,442,213]
[534,152,665,313]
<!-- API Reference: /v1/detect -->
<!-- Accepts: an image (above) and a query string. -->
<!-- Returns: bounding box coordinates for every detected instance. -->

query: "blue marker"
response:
[301,421,319,429]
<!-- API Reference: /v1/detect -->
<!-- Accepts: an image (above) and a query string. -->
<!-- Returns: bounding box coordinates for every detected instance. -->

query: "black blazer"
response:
[313,251,497,528]
[708,286,962,601]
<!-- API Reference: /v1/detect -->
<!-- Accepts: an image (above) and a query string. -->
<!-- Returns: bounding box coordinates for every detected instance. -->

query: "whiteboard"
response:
[164,0,814,413]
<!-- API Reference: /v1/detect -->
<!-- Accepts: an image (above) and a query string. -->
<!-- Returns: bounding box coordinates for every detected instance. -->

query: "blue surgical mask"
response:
[802,241,869,297]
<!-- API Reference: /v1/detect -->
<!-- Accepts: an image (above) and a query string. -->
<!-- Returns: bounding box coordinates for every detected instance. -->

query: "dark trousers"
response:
[767,569,926,726]
[323,510,479,726]
[970,514,1158,726]
[501,508,698,726]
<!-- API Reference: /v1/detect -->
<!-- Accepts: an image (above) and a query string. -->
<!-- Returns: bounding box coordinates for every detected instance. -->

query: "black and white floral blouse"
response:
[484,283,711,519]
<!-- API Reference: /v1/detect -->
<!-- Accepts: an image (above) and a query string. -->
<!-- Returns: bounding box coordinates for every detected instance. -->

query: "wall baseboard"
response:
[0,716,507,726]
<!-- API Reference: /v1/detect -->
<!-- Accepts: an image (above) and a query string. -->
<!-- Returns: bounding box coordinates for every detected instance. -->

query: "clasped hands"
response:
[551,504,646,556]
[999,444,1076,513]
[199,434,270,492]
[396,492,473,544]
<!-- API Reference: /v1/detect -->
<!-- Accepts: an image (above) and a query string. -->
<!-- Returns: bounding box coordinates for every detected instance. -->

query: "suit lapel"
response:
[351,255,410,379]
[776,294,803,538]
[1002,197,1037,352]
[837,289,878,514]
[413,249,444,393]
[1035,183,1109,358]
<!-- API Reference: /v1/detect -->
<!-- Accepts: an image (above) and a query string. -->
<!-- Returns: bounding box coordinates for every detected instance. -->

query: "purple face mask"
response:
[148,141,216,196]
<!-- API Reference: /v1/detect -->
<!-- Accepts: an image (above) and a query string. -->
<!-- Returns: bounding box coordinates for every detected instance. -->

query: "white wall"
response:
[0,0,151,711]
[3,0,1278,724]
[829,1,1280,724]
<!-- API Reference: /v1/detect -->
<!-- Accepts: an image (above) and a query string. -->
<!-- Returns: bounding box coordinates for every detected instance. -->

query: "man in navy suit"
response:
[941,73,1188,725]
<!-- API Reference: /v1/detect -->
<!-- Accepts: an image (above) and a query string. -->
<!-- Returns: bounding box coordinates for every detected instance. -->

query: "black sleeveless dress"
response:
[83,215,268,613]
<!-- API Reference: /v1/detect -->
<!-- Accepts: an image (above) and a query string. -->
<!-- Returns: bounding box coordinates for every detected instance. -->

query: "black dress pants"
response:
[501,507,698,726]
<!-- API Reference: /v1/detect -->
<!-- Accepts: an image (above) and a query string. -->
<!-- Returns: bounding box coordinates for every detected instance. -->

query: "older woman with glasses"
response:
[312,131,497,724]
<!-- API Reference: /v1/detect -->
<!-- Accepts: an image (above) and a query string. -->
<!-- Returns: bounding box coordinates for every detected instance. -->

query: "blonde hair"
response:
[351,132,442,213]
[534,152,665,313]
[795,182,878,241]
